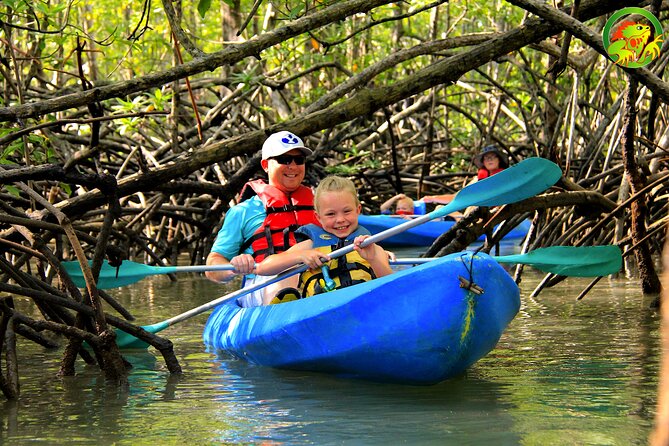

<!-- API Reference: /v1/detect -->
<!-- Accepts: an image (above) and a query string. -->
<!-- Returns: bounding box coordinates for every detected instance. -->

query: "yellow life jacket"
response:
[296,224,376,297]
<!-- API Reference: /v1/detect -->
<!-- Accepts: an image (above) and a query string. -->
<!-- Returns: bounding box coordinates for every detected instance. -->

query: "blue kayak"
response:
[358,215,532,247]
[203,252,520,385]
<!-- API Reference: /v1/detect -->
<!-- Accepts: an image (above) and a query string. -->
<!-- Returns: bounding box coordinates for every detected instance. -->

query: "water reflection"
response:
[205,357,520,445]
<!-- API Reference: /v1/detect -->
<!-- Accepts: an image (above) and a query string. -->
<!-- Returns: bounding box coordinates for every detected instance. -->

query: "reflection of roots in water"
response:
[125,352,159,370]
[206,357,521,444]
[215,356,507,409]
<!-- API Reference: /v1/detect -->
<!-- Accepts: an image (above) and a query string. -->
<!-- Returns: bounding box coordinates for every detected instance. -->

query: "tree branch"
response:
[506,0,669,102]
[56,0,645,217]
[0,0,396,122]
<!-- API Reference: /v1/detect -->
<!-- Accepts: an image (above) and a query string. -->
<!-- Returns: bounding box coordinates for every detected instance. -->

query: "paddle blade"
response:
[495,245,622,277]
[116,330,150,350]
[116,321,169,350]
[430,158,562,220]
[62,260,175,289]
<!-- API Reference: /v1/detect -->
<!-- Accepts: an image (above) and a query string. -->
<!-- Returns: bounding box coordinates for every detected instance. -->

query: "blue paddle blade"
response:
[430,157,562,220]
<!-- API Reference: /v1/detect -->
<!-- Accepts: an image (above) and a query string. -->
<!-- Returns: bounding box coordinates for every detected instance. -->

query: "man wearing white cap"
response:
[205,131,320,306]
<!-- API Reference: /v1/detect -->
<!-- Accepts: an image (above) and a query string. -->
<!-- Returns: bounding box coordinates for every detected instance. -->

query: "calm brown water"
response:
[0,262,660,445]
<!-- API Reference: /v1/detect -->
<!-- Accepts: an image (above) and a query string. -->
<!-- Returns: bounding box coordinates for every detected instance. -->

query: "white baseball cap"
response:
[261,131,313,160]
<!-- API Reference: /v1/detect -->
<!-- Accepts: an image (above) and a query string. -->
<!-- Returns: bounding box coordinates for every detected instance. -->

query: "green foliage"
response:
[287,4,305,20]
[230,67,262,91]
[147,89,172,111]
[1,140,21,165]
[325,147,381,175]
[59,182,72,196]
[111,94,159,134]
[0,0,28,13]
[113,96,146,113]
[2,185,20,197]
[0,129,54,165]
[197,0,212,18]
[0,0,641,180]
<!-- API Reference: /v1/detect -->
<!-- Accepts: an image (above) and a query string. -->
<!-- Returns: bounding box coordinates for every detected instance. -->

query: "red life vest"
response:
[240,179,320,262]
[477,167,505,180]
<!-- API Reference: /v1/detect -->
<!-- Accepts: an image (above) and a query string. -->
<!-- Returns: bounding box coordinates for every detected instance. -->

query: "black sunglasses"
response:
[271,154,306,165]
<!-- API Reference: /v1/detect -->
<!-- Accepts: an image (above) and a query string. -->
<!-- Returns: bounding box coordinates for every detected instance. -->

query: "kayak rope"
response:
[457,253,483,295]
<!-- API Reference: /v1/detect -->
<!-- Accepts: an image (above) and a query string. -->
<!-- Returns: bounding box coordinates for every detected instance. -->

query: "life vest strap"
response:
[266,204,314,214]
[239,224,299,254]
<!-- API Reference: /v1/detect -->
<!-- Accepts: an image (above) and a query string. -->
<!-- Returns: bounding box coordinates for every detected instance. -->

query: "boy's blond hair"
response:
[396,196,414,212]
[314,176,360,213]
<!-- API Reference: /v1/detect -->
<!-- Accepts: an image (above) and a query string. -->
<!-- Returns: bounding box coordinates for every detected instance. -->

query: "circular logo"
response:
[602,8,664,68]
[319,234,333,240]
[281,133,300,145]
[603,7,663,68]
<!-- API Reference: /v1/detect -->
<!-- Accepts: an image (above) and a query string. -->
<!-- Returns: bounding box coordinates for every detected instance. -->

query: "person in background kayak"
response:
[379,193,415,216]
[473,144,508,180]
[205,130,319,306]
[254,175,393,304]
[422,144,509,206]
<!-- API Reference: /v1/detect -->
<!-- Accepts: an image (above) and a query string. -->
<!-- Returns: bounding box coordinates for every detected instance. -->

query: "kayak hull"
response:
[203,252,520,385]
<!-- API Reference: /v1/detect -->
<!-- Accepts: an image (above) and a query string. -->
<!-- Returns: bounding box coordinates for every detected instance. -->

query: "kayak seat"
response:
[270,287,302,305]
[413,200,426,215]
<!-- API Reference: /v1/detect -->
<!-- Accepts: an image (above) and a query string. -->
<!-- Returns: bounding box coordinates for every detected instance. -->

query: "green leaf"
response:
[288,4,305,20]
[3,185,20,197]
[2,140,22,160]
[27,134,45,144]
[33,1,49,15]
[59,182,72,195]
[197,0,212,18]
[0,127,17,137]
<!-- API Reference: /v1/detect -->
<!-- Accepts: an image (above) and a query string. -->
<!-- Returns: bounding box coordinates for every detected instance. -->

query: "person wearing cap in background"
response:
[421,145,509,212]
[205,131,320,306]
[474,144,508,180]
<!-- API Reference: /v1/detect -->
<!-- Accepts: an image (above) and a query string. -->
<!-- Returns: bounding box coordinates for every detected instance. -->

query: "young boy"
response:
[255,175,393,304]
[380,193,415,216]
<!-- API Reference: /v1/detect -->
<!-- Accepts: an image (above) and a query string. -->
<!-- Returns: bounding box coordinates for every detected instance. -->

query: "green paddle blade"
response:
[115,321,169,350]
[62,260,177,289]
[493,245,622,277]
[62,260,237,289]
[391,245,623,277]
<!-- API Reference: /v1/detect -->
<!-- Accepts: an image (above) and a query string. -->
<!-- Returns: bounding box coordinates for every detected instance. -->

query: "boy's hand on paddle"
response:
[353,235,379,261]
[298,249,330,270]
